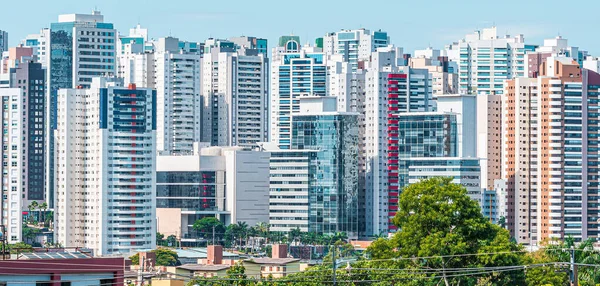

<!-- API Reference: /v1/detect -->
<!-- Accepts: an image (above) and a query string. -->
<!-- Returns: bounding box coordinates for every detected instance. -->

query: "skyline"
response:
[2,0,600,55]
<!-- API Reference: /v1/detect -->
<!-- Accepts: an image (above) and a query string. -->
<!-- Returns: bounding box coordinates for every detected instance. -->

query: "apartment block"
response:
[54,78,156,255]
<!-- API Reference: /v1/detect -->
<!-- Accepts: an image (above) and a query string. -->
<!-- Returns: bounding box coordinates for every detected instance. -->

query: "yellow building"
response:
[243,258,301,278]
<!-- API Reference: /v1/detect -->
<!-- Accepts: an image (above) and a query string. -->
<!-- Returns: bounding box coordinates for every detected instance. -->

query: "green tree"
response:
[39,202,48,226]
[192,217,226,240]
[166,235,177,247]
[523,250,568,286]
[8,242,33,254]
[130,248,180,267]
[367,177,527,285]
[154,248,179,266]
[22,225,40,245]
[498,216,506,229]
[288,227,302,245]
[156,232,165,246]
[129,253,140,265]
[544,237,600,285]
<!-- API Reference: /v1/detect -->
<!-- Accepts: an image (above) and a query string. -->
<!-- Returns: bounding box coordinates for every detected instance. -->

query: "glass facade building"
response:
[387,111,457,230]
[291,113,359,238]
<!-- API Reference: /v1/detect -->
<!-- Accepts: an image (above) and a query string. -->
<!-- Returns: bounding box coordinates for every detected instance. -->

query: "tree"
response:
[523,250,568,286]
[129,253,140,265]
[192,217,225,240]
[372,177,527,285]
[39,202,48,226]
[8,242,33,254]
[166,235,177,247]
[27,202,36,224]
[498,216,506,229]
[154,248,179,266]
[130,248,180,267]
[544,237,600,285]
[288,227,302,245]
[45,211,54,230]
[22,225,40,245]
[156,232,165,246]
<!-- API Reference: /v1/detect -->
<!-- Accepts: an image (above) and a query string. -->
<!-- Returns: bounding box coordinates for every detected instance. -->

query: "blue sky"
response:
[2,0,600,55]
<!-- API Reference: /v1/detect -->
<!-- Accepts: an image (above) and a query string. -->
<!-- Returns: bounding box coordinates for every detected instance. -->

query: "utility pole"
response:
[137,258,144,286]
[212,225,215,245]
[332,246,337,286]
[570,246,577,286]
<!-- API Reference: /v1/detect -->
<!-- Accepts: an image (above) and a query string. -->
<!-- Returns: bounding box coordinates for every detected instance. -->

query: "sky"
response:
[2,0,600,55]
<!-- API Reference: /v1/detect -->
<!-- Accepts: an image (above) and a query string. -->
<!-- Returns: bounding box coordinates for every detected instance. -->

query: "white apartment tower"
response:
[456,27,530,95]
[202,39,268,148]
[323,29,390,71]
[54,78,156,255]
[119,37,202,154]
[0,89,25,243]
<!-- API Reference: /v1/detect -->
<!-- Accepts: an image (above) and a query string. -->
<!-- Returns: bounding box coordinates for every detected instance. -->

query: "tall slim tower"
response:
[503,58,600,245]
[47,11,117,207]
[202,38,268,148]
[54,78,156,255]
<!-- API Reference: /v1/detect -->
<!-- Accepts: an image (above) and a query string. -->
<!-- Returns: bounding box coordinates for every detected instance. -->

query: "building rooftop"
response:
[177,264,231,271]
[245,258,300,265]
[174,248,239,259]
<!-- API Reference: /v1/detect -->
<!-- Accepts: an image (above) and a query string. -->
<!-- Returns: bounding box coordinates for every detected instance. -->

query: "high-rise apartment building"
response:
[503,58,600,245]
[201,38,269,148]
[455,27,533,95]
[47,11,117,207]
[54,78,156,255]
[476,92,503,191]
[323,28,389,71]
[119,37,202,154]
[270,37,326,149]
[0,53,46,243]
[0,88,25,243]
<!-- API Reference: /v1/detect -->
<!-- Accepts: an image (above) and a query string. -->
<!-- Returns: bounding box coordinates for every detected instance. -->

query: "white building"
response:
[258,142,314,233]
[156,144,270,245]
[408,158,482,202]
[201,39,269,148]
[0,88,25,243]
[20,29,50,68]
[119,37,202,155]
[54,78,156,255]
[323,28,390,71]
[436,94,477,158]
[454,26,528,95]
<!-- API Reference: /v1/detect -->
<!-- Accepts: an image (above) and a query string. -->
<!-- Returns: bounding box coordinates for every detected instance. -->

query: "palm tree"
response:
[236,222,248,250]
[39,202,48,226]
[288,227,302,246]
[45,211,54,230]
[27,202,37,224]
